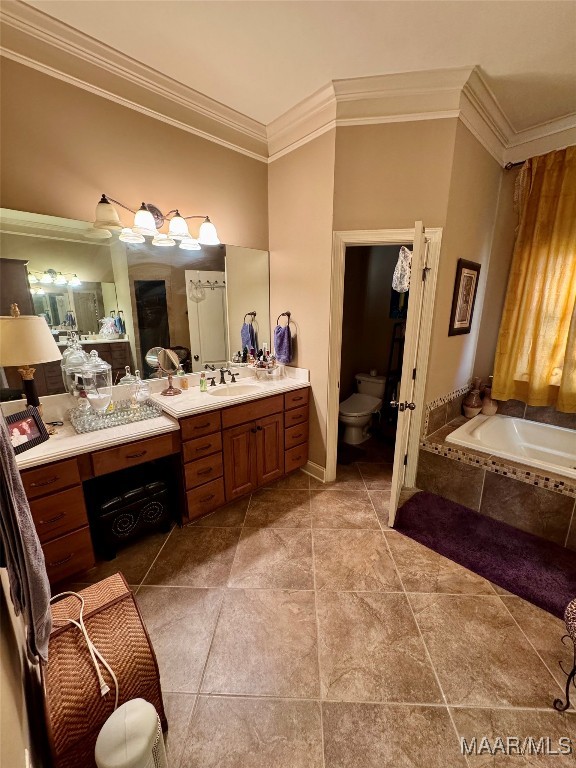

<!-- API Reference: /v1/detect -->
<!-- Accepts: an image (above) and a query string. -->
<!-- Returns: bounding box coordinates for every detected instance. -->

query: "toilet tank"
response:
[355,373,386,398]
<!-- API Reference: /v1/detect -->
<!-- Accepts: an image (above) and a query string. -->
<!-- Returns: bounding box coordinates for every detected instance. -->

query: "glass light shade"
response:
[28,272,38,284]
[133,203,157,235]
[40,271,53,284]
[54,272,67,285]
[198,217,220,245]
[179,236,201,251]
[151,233,176,247]
[68,274,82,287]
[85,228,112,240]
[0,315,62,366]
[94,195,123,230]
[167,212,190,240]
[30,287,37,295]
[119,227,146,244]
[36,287,45,295]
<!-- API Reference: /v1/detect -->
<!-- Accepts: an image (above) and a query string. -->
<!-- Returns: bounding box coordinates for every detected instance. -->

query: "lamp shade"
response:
[119,227,146,244]
[94,194,123,231]
[151,233,175,247]
[198,217,220,245]
[0,315,62,366]
[179,236,201,251]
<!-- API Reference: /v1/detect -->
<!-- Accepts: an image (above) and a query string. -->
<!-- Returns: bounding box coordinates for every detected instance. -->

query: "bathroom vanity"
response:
[10,375,310,585]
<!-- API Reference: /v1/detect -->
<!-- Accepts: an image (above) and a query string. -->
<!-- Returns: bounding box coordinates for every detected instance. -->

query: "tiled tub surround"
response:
[419,418,576,550]
[62,467,575,768]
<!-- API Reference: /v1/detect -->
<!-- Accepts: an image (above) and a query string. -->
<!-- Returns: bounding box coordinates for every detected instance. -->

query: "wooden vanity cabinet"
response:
[223,411,284,500]
[21,458,95,585]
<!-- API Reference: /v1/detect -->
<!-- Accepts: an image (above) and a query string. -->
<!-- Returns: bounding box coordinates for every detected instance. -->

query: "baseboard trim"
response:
[303,461,326,482]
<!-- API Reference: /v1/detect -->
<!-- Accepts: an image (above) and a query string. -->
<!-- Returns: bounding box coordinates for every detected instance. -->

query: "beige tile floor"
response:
[77,463,575,767]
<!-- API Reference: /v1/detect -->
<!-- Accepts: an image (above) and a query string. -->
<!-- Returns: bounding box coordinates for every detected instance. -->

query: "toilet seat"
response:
[339,393,382,417]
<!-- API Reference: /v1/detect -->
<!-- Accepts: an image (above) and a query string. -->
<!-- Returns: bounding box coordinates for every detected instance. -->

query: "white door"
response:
[388,221,428,525]
[185,270,229,371]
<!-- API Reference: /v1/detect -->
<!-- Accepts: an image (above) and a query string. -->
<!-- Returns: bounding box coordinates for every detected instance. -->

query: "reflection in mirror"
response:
[0,209,271,395]
[157,348,180,374]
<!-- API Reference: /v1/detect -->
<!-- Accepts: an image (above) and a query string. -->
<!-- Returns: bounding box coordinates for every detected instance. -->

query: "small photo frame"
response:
[5,407,49,455]
[448,259,481,336]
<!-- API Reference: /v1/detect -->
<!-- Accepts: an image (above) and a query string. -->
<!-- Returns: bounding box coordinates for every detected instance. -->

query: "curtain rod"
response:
[504,161,525,170]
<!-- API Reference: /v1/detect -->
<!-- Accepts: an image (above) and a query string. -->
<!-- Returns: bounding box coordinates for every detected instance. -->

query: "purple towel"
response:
[241,323,256,351]
[274,324,292,364]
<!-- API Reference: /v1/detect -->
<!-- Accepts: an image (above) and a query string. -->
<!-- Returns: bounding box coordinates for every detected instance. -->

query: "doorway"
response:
[326,225,442,524]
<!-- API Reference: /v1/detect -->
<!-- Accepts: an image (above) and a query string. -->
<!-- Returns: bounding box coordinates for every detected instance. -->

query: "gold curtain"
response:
[492,146,576,413]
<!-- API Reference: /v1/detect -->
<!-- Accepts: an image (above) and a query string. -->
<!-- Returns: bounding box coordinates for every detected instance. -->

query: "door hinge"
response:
[403,454,408,466]
[422,267,430,281]
[412,368,416,380]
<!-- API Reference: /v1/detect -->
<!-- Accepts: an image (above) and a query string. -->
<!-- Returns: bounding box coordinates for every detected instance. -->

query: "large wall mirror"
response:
[0,209,270,394]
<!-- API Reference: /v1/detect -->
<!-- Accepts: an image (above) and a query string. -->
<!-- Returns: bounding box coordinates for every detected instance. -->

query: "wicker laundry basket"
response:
[41,573,167,768]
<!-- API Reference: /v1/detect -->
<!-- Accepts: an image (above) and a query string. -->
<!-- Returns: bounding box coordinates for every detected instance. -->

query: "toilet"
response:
[339,373,387,445]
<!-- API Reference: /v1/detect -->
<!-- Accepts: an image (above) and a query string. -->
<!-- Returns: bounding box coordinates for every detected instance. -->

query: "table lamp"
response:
[0,303,63,409]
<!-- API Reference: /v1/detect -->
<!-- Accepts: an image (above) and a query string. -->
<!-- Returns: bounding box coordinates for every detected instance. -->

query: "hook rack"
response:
[276,311,291,325]
[244,311,257,323]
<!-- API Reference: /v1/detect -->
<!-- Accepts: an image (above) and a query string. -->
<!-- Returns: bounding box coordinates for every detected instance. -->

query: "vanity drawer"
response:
[285,422,309,451]
[43,527,95,585]
[186,478,226,519]
[185,453,223,490]
[30,486,88,544]
[284,405,308,429]
[285,443,308,473]
[22,459,80,500]
[181,411,222,441]
[92,433,177,476]
[221,394,283,429]
[183,432,222,463]
[284,388,309,410]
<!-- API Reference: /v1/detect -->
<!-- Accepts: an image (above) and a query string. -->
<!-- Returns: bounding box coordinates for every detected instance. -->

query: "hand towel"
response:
[0,414,51,661]
[241,322,256,351]
[274,324,292,364]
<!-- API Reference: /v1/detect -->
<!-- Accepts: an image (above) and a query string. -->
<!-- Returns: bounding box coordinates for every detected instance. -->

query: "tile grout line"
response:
[495,595,566,697]
[375,503,472,767]
[134,524,176,595]
[309,487,327,768]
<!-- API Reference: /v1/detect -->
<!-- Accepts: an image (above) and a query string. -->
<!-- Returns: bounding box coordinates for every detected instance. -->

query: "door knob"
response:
[390,400,416,411]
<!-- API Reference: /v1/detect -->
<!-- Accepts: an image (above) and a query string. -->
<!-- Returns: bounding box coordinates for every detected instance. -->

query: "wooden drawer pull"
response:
[30,476,58,488]
[48,553,72,568]
[293,454,302,460]
[126,450,147,459]
[194,422,211,430]
[199,493,215,502]
[198,468,213,476]
[292,433,303,439]
[292,396,304,402]
[197,443,212,451]
[40,512,65,525]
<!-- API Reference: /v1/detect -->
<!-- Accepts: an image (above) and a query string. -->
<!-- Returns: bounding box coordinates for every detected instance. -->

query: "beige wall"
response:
[268,130,336,467]
[425,122,503,402]
[333,120,458,231]
[473,168,519,381]
[0,59,268,251]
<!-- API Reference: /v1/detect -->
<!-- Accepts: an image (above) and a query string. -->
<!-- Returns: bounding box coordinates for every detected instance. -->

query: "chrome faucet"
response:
[204,364,216,371]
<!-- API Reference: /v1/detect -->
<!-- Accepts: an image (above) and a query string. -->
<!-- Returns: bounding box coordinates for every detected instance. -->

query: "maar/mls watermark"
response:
[461,736,573,757]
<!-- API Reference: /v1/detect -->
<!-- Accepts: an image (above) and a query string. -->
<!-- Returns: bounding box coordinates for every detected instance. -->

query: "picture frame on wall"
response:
[5,406,49,455]
[448,259,481,336]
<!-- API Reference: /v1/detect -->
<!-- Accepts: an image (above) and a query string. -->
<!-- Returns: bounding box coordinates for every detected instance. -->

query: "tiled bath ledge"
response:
[417,418,576,552]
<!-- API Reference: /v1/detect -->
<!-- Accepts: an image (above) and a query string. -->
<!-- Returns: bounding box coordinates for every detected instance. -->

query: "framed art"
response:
[448,259,481,336]
[5,406,49,454]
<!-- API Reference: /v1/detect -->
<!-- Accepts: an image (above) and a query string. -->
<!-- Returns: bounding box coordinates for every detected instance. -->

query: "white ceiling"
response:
[25,0,576,131]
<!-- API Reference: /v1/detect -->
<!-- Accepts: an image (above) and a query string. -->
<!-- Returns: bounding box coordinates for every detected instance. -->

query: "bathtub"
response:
[445,414,576,480]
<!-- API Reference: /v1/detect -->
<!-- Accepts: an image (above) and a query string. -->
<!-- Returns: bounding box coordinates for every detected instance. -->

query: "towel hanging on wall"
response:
[274,312,292,364]
[392,246,412,293]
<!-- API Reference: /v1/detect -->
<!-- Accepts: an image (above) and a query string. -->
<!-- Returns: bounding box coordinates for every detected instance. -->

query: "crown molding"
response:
[0,1,268,161]
[1,3,573,167]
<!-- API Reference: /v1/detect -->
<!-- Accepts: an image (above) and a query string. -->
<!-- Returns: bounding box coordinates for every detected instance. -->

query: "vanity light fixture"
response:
[54,272,67,286]
[28,272,38,284]
[68,274,82,287]
[40,270,54,284]
[91,194,219,248]
[27,269,83,287]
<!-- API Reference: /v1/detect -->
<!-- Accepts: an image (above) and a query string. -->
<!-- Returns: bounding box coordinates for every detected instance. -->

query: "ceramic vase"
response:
[481,376,498,416]
[463,377,483,418]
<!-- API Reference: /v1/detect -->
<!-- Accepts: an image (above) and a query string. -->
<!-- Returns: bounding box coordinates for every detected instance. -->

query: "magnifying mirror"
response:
[146,346,182,396]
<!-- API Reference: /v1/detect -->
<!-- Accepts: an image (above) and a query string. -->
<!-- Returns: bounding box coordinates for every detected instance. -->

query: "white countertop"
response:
[4,366,310,470]
[14,415,180,470]
[150,376,310,418]
[56,338,129,347]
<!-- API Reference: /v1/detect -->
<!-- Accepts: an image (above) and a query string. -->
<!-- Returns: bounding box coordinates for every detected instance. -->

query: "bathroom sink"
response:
[207,383,263,398]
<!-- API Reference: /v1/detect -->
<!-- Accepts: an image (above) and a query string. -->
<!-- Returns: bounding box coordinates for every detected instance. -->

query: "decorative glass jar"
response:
[82,350,113,414]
